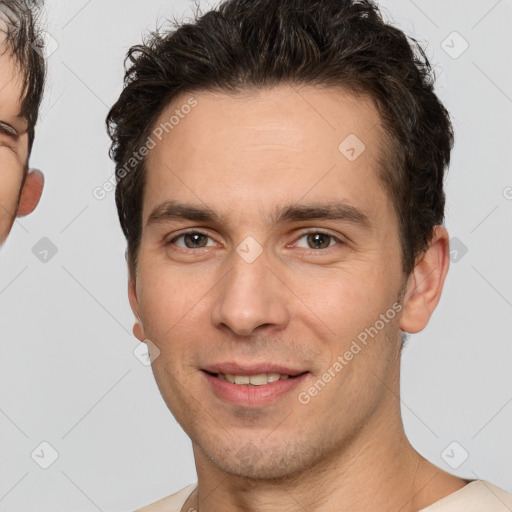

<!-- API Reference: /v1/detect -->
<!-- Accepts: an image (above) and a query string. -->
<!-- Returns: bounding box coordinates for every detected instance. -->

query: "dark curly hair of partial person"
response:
[0,0,46,152]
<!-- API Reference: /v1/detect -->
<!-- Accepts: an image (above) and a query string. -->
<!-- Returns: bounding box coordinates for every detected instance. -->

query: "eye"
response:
[170,231,217,249]
[0,122,18,152]
[0,121,18,137]
[294,231,341,250]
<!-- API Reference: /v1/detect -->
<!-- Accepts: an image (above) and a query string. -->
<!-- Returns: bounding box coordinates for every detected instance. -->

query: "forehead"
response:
[0,37,25,124]
[143,85,391,225]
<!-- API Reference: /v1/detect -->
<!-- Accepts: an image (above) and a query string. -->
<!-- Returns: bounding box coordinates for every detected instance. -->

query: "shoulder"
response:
[134,483,197,512]
[422,480,512,511]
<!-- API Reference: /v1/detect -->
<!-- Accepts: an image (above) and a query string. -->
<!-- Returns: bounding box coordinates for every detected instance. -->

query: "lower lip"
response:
[202,371,308,407]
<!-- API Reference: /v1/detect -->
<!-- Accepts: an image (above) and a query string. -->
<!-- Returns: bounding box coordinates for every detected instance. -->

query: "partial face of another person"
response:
[128,85,447,479]
[0,38,43,245]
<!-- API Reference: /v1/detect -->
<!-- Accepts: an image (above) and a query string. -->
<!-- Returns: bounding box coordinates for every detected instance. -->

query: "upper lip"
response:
[202,363,307,376]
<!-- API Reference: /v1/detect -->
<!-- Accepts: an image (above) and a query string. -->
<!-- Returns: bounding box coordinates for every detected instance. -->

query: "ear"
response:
[128,278,146,341]
[399,226,450,334]
[17,169,44,217]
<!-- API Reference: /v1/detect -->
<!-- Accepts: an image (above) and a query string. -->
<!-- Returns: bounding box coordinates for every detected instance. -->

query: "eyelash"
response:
[167,229,344,252]
[168,230,218,249]
[0,121,18,137]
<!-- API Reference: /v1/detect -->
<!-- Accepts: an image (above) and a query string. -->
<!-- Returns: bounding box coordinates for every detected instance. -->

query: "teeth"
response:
[217,372,292,385]
[249,374,268,385]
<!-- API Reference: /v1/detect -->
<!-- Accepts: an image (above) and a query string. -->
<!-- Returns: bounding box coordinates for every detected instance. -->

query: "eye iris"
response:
[307,233,331,249]
[184,233,208,248]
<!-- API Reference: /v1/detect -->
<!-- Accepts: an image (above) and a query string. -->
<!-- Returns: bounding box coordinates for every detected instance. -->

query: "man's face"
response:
[130,85,410,479]
[0,40,42,245]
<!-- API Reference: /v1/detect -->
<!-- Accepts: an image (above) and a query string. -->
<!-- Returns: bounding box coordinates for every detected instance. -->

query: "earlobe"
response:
[399,226,450,334]
[133,321,145,341]
[128,278,146,341]
[17,169,44,217]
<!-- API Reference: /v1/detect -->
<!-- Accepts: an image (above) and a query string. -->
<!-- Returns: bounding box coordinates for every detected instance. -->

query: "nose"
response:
[210,248,290,337]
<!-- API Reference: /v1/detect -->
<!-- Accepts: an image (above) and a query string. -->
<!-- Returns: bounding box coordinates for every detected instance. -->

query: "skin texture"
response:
[129,85,468,512]
[0,39,43,246]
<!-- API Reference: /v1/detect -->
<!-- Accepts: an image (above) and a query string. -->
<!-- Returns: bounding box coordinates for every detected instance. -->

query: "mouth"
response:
[206,371,301,386]
[201,366,309,406]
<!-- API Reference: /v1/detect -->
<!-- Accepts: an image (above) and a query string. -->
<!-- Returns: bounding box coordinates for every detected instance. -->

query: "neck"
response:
[186,393,468,512]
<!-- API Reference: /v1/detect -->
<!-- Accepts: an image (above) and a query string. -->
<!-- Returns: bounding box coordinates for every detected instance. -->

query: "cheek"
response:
[137,266,208,413]
[0,159,24,240]
[295,264,398,343]
[0,158,23,207]
[136,262,213,348]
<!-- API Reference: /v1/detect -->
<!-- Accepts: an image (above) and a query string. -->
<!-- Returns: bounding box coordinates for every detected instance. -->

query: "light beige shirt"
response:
[135,480,512,511]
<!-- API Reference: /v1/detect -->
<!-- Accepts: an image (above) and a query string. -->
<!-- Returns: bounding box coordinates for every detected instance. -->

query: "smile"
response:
[203,369,308,407]
[216,373,290,385]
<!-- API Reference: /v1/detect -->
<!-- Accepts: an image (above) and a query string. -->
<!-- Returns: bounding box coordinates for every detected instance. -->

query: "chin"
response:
[211,456,297,481]
[199,438,323,482]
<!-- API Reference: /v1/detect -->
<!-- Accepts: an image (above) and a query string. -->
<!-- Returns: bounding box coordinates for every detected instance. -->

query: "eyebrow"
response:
[146,200,371,231]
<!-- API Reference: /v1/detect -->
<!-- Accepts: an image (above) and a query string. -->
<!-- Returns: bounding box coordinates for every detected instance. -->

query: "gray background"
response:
[0,0,511,510]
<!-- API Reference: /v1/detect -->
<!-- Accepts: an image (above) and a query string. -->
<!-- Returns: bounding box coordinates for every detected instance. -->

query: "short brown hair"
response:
[0,0,46,152]
[107,0,453,277]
